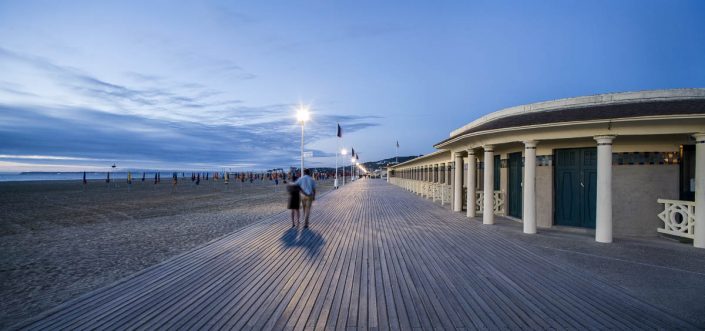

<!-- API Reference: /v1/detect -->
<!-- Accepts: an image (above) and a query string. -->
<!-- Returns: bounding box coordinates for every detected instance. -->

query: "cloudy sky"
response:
[1,1,704,172]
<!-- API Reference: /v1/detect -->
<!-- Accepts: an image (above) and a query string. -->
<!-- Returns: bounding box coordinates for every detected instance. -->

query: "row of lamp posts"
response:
[296,104,366,186]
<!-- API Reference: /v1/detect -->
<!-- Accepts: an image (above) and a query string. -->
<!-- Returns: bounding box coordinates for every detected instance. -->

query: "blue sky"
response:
[1,1,704,172]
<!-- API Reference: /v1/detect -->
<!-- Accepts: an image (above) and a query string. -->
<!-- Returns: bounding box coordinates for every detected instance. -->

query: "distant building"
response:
[389,89,705,248]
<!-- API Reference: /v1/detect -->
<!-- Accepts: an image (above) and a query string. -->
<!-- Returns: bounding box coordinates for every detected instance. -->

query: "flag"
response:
[142,172,146,182]
[337,123,342,138]
[127,172,132,184]
[351,147,355,157]
[106,172,110,183]
[356,154,359,161]
[154,172,158,184]
[396,140,399,148]
[196,173,200,185]
[83,171,87,185]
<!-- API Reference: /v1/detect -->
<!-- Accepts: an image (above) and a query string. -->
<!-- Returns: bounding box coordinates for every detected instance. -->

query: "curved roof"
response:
[389,149,449,169]
[436,88,705,147]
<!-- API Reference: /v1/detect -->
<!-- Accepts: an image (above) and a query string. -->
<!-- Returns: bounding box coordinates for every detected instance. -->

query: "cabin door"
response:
[508,152,523,218]
[554,148,597,228]
[680,145,696,201]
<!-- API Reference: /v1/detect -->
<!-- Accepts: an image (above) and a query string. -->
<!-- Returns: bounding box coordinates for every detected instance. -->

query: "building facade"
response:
[389,89,705,247]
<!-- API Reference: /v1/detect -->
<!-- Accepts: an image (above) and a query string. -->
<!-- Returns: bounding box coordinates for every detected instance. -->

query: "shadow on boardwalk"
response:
[281,228,325,258]
[15,179,702,330]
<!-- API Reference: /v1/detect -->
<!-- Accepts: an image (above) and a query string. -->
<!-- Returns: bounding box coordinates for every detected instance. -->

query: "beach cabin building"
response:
[388,89,705,247]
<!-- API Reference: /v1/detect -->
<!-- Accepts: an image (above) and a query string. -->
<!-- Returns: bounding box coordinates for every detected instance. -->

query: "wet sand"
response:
[0,178,334,328]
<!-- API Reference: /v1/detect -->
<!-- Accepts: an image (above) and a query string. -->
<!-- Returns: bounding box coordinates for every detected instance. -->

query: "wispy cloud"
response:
[0,47,254,122]
[0,154,104,161]
[0,46,379,170]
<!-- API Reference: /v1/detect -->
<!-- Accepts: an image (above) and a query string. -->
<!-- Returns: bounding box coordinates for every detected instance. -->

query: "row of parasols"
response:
[83,170,334,186]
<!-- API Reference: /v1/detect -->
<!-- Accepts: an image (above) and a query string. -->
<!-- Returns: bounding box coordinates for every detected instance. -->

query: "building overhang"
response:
[435,88,705,150]
[389,149,450,169]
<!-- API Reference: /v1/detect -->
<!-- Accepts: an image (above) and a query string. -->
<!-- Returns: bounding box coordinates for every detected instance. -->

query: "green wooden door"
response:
[508,152,523,218]
[680,145,696,201]
[554,148,597,228]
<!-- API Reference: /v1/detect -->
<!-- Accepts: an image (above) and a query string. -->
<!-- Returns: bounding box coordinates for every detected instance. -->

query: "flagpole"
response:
[335,137,339,188]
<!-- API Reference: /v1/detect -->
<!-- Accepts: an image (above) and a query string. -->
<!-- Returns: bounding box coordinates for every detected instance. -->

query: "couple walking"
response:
[287,169,316,228]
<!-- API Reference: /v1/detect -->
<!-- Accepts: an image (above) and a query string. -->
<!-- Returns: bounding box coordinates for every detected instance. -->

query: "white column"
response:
[422,165,427,198]
[483,145,495,225]
[694,133,705,248]
[454,152,463,212]
[595,135,616,243]
[436,163,446,206]
[467,149,477,218]
[523,141,538,234]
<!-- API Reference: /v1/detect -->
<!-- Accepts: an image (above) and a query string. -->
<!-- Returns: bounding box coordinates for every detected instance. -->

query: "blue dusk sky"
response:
[1,1,704,172]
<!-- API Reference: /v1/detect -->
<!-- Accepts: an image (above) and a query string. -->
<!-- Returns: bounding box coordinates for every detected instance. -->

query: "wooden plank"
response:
[17,180,697,330]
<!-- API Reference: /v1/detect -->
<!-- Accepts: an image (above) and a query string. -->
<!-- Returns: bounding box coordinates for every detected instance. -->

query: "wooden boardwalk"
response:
[19,179,693,330]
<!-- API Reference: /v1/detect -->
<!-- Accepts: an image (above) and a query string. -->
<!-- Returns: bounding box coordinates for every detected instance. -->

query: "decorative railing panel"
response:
[657,199,695,239]
[441,185,452,206]
[390,178,505,214]
[476,191,505,215]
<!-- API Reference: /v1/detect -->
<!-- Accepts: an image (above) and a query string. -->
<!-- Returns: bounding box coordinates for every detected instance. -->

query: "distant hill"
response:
[348,155,420,172]
[318,155,420,174]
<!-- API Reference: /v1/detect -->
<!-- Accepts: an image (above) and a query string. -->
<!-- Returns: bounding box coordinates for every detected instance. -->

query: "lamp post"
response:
[351,157,355,182]
[296,106,310,178]
[340,148,348,186]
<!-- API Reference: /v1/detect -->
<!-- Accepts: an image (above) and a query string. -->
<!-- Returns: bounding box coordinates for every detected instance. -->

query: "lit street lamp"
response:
[297,105,310,178]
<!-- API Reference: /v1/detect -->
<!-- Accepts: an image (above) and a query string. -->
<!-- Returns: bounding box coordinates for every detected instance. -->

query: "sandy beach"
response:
[0,178,335,328]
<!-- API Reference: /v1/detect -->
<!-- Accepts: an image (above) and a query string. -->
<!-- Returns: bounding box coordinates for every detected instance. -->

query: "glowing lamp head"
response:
[341,148,348,155]
[351,157,356,163]
[296,106,310,123]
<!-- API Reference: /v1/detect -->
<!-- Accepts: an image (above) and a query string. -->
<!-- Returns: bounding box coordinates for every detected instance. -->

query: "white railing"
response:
[389,177,506,215]
[657,199,696,239]
[390,177,505,215]
[476,191,505,215]
[440,184,452,206]
[389,178,454,207]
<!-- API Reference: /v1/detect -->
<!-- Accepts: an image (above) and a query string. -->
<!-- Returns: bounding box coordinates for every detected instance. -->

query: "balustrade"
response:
[476,191,505,215]
[657,199,696,239]
[389,177,503,214]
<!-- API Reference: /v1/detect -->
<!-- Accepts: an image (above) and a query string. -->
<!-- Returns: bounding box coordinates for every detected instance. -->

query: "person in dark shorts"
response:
[287,177,301,227]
